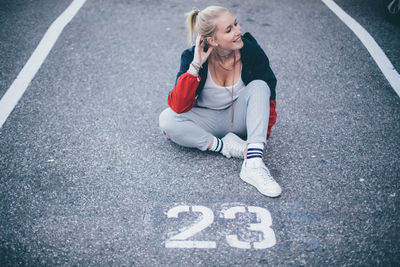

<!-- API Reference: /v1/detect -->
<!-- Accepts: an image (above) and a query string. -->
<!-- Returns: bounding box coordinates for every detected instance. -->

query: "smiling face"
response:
[208,11,243,51]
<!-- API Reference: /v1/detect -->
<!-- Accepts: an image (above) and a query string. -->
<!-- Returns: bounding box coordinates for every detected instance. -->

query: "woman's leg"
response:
[231,79,270,144]
[159,80,271,158]
[231,80,282,197]
[159,107,230,151]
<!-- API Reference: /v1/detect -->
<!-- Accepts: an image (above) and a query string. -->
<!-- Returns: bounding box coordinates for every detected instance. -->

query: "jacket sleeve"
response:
[253,46,277,99]
[243,32,277,98]
[251,37,278,139]
[167,49,200,113]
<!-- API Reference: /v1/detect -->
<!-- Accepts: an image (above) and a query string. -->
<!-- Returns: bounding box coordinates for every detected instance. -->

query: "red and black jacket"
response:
[168,32,277,139]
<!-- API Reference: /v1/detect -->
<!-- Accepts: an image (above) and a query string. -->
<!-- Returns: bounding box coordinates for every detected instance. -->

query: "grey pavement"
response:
[0,0,399,266]
[0,0,72,99]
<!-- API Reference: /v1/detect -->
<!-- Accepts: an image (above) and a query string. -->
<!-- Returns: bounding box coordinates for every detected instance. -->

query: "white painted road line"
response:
[0,0,87,129]
[321,0,400,97]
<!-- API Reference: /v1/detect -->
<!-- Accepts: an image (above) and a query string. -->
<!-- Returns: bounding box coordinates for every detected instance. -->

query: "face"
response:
[209,11,243,51]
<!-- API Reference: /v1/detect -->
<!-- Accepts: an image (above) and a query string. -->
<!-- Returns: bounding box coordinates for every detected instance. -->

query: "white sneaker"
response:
[221,133,246,159]
[240,159,282,197]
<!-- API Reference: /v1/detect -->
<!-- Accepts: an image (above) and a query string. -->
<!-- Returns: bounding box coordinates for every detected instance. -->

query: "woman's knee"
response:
[247,80,270,99]
[159,108,178,134]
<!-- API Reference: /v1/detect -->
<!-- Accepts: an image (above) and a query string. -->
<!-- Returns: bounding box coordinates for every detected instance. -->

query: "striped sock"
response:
[209,136,223,153]
[246,143,264,165]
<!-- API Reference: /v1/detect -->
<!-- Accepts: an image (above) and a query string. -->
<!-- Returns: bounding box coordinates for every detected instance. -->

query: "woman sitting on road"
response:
[159,6,281,197]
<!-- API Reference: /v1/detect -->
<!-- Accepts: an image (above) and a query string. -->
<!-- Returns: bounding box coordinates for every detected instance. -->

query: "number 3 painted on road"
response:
[222,206,276,249]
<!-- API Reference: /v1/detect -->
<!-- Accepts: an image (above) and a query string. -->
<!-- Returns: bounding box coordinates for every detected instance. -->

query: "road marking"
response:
[321,0,400,97]
[0,0,87,129]
[166,205,216,248]
[165,204,276,249]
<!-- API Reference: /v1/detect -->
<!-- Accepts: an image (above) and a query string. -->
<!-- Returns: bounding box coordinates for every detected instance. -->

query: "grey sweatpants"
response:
[159,80,270,151]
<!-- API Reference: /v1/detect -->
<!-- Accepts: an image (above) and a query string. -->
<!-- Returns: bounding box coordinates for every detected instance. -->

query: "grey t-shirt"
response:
[196,68,245,110]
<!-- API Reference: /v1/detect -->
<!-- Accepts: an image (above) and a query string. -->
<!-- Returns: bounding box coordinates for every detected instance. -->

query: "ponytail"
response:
[185,6,230,46]
[186,9,199,45]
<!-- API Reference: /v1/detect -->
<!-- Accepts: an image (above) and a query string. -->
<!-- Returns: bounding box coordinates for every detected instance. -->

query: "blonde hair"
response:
[186,6,230,45]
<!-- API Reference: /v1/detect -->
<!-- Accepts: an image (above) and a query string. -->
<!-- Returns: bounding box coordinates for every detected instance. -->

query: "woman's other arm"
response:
[167,50,200,113]
[253,45,277,139]
[168,35,214,113]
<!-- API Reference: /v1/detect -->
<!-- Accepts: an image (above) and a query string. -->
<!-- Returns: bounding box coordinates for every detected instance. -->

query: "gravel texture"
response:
[0,0,399,266]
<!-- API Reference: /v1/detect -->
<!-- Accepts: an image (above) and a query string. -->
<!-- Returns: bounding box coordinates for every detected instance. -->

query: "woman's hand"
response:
[193,34,214,66]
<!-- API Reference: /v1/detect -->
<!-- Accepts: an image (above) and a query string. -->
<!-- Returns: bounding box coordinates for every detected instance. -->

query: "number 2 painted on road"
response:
[165,205,276,249]
[165,205,216,248]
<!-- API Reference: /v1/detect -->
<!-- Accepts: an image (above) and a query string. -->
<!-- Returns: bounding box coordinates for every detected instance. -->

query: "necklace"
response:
[213,51,237,127]
[218,61,234,71]
[215,51,235,71]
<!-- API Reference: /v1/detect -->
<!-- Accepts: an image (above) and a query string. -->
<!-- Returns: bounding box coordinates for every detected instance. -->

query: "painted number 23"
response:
[165,205,276,249]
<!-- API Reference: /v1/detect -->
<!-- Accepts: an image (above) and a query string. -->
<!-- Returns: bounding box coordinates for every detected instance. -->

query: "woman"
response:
[159,6,281,197]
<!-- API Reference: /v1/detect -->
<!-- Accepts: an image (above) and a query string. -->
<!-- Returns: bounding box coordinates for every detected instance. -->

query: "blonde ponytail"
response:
[186,9,199,45]
[185,6,230,46]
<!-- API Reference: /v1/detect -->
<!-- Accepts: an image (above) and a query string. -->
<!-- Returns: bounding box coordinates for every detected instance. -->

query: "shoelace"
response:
[254,165,275,183]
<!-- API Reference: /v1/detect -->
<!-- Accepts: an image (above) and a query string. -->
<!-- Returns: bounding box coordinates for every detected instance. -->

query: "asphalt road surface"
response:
[1,0,399,266]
